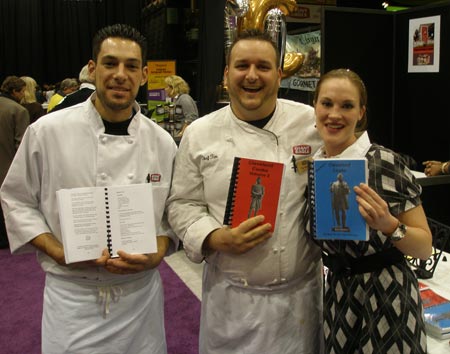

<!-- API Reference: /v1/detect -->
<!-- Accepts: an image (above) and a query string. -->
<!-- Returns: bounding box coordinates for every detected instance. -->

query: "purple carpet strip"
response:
[0,249,200,354]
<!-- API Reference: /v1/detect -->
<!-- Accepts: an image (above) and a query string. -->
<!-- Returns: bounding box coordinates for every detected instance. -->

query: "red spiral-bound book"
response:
[223,157,284,231]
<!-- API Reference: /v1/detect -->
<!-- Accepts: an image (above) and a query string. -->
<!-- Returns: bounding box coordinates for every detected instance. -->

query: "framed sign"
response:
[408,15,440,73]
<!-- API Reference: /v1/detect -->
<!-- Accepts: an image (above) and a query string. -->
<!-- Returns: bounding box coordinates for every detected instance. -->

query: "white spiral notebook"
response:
[57,183,157,264]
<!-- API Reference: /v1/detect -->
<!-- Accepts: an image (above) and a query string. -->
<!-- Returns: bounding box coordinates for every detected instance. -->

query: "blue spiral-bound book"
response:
[308,158,369,241]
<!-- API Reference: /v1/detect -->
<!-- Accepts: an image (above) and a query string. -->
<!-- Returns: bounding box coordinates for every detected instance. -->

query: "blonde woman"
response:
[164,75,198,123]
[20,76,46,123]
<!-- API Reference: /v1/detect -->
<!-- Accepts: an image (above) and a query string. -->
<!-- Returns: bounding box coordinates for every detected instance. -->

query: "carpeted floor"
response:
[0,249,200,354]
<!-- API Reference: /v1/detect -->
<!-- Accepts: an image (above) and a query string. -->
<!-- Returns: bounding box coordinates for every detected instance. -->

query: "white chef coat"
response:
[167,99,324,353]
[1,95,177,353]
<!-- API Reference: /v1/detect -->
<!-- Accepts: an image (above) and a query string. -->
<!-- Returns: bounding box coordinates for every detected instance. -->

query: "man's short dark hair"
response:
[226,29,280,68]
[1,76,26,95]
[92,24,148,66]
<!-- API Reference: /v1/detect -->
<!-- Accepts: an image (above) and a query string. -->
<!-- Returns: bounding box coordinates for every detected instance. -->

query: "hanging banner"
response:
[280,30,321,91]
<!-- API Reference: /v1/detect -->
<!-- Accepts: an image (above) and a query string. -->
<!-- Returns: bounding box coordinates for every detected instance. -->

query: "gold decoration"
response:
[224,0,303,78]
[239,0,297,31]
[282,52,304,78]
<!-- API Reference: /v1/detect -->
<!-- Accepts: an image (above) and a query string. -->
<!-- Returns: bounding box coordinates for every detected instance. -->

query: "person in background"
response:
[1,24,177,354]
[311,68,432,353]
[20,76,46,123]
[423,159,450,176]
[46,77,79,112]
[167,29,323,354]
[164,74,199,123]
[0,76,30,249]
[43,83,56,103]
[51,64,96,111]
[35,83,47,104]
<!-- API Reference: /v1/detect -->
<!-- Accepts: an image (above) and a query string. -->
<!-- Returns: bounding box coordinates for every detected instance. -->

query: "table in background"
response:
[420,252,450,353]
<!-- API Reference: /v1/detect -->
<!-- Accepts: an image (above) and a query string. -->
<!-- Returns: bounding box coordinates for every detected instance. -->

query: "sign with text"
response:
[147,60,176,90]
[287,4,321,24]
[281,30,321,91]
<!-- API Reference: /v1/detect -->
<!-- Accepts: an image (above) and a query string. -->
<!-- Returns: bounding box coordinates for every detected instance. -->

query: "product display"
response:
[419,282,450,339]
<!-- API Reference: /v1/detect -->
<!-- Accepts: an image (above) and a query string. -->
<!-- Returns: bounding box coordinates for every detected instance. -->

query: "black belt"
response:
[323,247,405,278]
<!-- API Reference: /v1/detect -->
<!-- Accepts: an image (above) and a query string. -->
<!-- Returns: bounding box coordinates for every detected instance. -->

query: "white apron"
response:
[42,270,166,354]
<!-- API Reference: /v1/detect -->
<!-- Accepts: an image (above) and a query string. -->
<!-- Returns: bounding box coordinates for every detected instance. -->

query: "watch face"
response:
[391,223,407,241]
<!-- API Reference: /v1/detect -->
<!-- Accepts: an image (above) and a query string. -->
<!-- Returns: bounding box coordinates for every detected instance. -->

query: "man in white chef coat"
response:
[167,29,323,354]
[1,24,177,354]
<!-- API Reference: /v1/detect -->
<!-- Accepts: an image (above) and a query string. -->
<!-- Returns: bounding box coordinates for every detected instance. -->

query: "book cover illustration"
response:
[308,158,369,241]
[223,157,284,231]
[419,283,450,339]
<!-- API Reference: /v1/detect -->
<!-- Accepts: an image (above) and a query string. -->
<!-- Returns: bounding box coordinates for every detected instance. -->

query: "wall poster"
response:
[408,15,440,73]
[147,60,176,121]
[280,30,320,92]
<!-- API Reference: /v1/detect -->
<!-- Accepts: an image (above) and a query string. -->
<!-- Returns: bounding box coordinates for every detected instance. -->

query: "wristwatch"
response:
[385,223,407,242]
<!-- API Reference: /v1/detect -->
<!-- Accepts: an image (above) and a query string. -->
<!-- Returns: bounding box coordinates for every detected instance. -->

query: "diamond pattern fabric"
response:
[318,145,427,353]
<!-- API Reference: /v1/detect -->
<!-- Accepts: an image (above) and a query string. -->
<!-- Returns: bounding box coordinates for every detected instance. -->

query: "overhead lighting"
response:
[382,2,389,8]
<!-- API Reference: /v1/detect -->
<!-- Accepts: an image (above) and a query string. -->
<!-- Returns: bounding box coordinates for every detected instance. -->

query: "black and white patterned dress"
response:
[315,138,427,354]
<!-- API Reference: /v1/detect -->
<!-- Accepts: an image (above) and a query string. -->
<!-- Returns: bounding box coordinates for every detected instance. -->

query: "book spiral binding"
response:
[223,157,241,226]
[307,160,317,238]
[104,187,113,256]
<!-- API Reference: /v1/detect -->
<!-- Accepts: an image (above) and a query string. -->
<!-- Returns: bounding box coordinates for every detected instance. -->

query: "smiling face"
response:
[314,77,366,157]
[88,37,148,122]
[224,39,282,121]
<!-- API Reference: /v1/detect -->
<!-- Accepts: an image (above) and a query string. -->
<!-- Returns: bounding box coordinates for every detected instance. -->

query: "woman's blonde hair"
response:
[164,75,190,96]
[20,76,38,104]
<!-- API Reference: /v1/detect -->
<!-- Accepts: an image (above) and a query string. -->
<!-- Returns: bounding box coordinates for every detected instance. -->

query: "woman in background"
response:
[20,76,46,123]
[311,68,432,353]
[164,75,199,123]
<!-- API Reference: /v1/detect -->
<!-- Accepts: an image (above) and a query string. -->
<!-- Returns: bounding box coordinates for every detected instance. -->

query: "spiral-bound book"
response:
[223,157,284,231]
[57,183,157,264]
[308,158,369,241]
